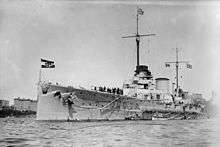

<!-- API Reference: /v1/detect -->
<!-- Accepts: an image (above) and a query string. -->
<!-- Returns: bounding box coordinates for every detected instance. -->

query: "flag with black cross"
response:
[41,58,55,68]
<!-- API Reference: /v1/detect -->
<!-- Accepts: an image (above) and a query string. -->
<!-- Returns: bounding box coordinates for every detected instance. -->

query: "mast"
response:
[165,47,192,96]
[136,6,139,35]
[136,36,140,66]
[122,7,156,67]
[136,6,140,66]
[175,48,179,95]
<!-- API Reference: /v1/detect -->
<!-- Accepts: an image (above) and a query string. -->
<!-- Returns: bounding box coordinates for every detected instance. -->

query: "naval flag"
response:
[137,8,144,15]
[186,63,192,69]
[41,58,55,68]
[165,63,170,67]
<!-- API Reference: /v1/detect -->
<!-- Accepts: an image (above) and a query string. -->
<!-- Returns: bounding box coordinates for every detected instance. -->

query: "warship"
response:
[36,7,207,121]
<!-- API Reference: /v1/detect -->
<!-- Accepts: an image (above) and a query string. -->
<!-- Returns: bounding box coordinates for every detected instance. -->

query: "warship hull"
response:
[37,84,142,121]
[36,84,204,121]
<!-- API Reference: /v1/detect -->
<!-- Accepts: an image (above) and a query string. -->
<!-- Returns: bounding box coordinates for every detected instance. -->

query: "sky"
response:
[0,0,220,104]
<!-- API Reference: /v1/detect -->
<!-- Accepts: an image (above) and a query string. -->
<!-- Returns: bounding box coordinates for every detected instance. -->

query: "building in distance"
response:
[0,99,9,110]
[14,98,37,112]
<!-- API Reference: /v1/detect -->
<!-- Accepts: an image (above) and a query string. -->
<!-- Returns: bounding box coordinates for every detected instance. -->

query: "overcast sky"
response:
[0,0,220,104]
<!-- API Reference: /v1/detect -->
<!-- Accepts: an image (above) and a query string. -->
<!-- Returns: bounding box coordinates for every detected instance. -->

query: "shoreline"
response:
[0,108,36,118]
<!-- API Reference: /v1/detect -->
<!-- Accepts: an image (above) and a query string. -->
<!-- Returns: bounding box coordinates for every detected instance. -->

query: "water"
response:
[0,117,219,147]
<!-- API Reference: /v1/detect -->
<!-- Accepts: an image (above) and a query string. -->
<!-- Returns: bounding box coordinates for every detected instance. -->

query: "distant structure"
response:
[0,99,9,110]
[14,98,37,112]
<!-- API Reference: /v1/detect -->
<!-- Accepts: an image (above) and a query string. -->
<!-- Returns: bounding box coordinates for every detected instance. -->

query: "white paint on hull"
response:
[36,92,69,120]
[36,91,127,121]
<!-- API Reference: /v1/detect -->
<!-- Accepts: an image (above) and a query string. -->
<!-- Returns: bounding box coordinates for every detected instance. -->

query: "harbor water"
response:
[0,117,219,147]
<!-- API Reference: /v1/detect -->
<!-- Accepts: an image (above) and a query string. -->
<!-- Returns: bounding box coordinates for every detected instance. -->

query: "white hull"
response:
[37,92,69,121]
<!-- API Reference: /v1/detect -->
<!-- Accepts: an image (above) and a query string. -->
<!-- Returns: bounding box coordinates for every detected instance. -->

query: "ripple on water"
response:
[0,137,31,147]
[0,117,219,147]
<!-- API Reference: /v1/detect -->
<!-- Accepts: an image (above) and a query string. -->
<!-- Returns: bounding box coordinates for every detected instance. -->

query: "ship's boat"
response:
[36,7,206,121]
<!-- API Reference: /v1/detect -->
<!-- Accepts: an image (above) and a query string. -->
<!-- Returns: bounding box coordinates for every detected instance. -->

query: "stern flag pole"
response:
[39,58,55,83]
[37,58,55,100]
[38,65,42,86]
[37,59,42,101]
